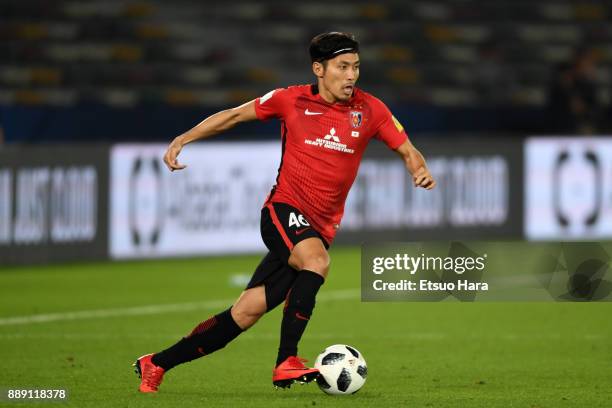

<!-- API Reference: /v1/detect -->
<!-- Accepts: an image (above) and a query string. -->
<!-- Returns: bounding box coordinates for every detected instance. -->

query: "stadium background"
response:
[1,1,611,407]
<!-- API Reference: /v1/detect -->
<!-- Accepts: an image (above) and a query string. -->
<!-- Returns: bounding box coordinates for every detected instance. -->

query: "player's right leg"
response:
[134,292,260,393]
[134,254,279,393]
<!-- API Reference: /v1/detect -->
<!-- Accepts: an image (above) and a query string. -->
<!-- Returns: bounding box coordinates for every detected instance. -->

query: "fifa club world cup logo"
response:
[128,155,164,248]
[552,148,601,229]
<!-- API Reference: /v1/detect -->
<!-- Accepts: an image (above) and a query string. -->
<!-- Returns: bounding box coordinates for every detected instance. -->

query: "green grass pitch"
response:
[0,246,611,407]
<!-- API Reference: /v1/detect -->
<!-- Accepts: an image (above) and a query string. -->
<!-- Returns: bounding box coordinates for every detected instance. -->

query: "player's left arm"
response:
[395,139,436,190]
[371,97,436,190]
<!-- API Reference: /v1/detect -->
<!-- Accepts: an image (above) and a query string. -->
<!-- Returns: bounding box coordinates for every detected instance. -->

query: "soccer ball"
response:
[314,344,367,395]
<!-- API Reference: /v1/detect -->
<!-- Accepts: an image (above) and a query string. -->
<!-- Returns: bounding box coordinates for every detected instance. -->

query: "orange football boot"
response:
[133,353,165,393]
[272,356,319,389]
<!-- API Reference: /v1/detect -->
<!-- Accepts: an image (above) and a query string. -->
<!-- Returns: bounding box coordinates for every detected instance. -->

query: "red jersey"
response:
[255,84,408,244]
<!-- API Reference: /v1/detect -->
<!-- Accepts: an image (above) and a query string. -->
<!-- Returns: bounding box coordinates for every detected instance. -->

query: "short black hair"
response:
[309,32,359,63]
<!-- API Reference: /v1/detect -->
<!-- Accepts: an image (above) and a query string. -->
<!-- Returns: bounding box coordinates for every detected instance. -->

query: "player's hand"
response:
[163,138,187,171]
[413,167,436,190]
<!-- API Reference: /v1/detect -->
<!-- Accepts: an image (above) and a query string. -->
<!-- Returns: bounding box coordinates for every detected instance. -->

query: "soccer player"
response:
[134,32,436,392]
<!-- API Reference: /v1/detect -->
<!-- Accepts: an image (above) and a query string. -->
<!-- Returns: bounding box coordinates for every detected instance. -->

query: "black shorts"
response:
[260,202,327,263]
[245,202,328,310]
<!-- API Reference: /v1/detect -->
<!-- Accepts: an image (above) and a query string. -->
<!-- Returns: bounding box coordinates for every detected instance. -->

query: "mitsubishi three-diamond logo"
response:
[323,128,340,143]
[304,127,354,154]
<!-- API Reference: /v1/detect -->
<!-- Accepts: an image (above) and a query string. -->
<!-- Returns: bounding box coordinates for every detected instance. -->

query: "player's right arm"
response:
[163,100,258,171]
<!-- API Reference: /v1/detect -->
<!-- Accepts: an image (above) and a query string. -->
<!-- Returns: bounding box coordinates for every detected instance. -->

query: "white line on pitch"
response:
[0,332,448,341]
[0,289,360,326]
[0,331,606,341]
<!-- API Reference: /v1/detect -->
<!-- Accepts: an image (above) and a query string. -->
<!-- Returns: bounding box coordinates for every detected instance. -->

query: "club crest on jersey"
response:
[350,111,362,128]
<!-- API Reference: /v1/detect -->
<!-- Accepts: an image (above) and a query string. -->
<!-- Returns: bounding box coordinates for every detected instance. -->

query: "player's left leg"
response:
[276,238,329,365]
[277,237,328,365]
[272,237,328,388]
[259,203,329,387]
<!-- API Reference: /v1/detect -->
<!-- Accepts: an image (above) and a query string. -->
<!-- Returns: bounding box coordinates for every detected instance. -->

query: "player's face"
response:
[318,53,360,102]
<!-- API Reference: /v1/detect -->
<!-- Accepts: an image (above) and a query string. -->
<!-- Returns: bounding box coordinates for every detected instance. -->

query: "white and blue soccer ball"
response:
[314,344,367,395]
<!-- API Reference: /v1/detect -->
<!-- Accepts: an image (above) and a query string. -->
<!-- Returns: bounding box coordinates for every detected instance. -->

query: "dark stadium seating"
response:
[0,1,610,141]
